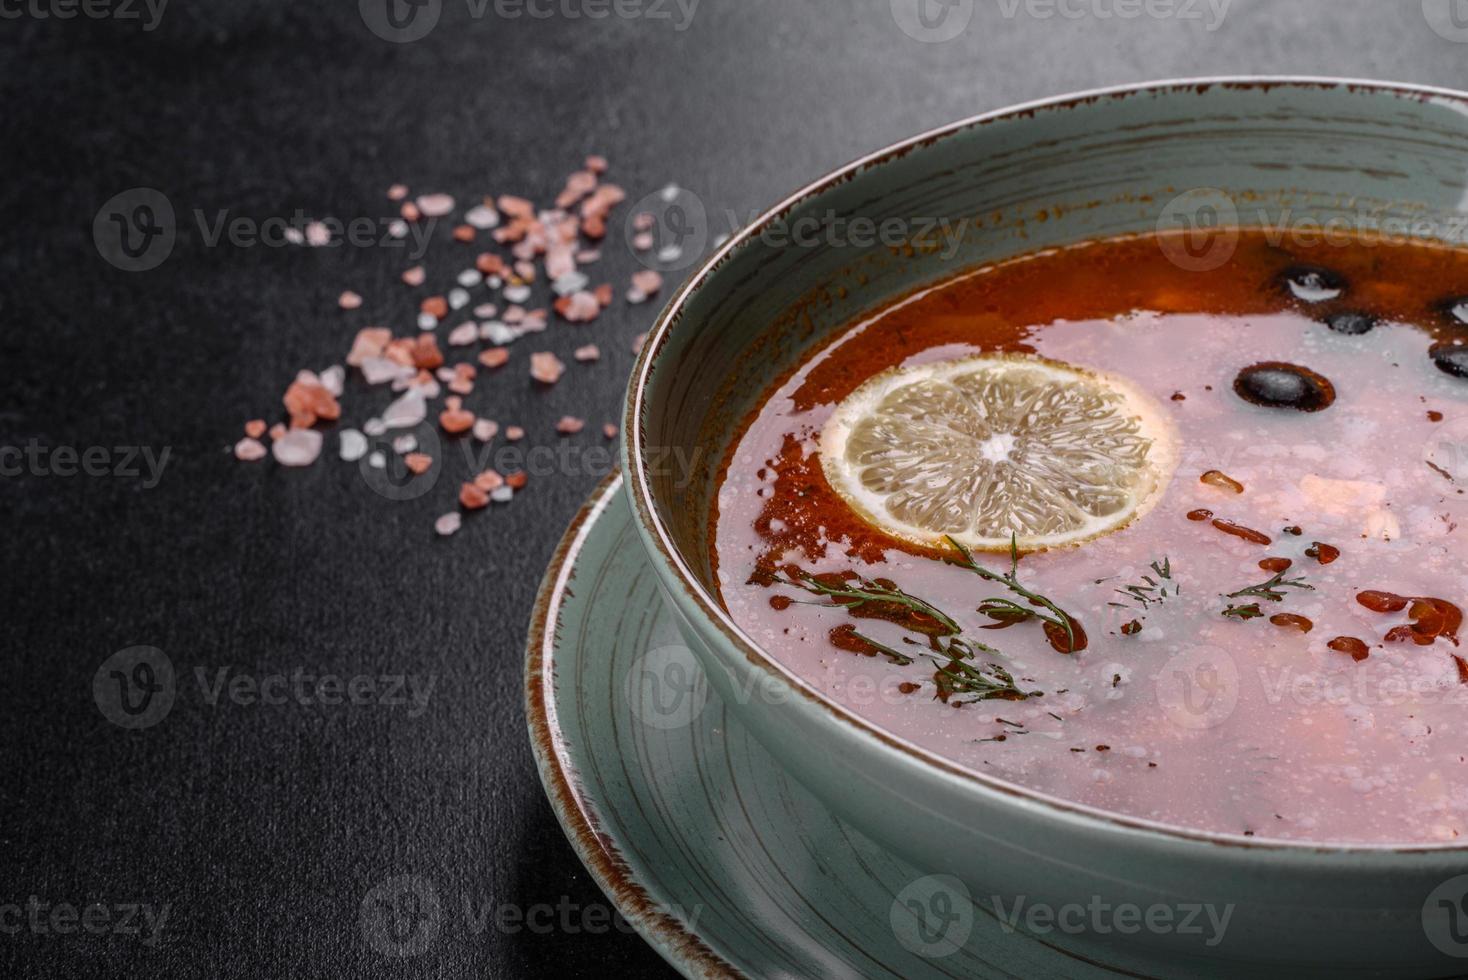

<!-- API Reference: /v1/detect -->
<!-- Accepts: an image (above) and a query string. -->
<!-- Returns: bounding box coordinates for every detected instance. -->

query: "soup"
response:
[711,230,1468,844]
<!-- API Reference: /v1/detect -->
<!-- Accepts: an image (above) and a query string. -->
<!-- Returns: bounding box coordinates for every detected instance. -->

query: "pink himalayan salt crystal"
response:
[473,469,505,491]
[555,171,598,209]
[387,184,409,201]
[631,232,654,253]
[631,333,647,354]
[416,193,455,218]
[555,290,600,323]
[633,212,655,232]
[573,344,600,363]
[435,512,462,537]
[478,347,509,369]
[545,244,576,280]
[271,428,323,467]
[269,422,288,441]
[347,327,392,367]
[402,266,426,286]
[556,416,585,435]
[362,357,414,386]
[305,221,331,246]
[244,419,266,438]
[585,155,608,174]
[338,290,363,310]
[234,437,267,461]
[505,425,525,442]
[631,269,663,295]
[530,351,566,385]
[473,418,499,442]
[447,322,478,347]
[603,423,619,439]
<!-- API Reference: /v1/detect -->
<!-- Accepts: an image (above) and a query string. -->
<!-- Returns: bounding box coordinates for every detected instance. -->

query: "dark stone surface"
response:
[3,1,1465,976]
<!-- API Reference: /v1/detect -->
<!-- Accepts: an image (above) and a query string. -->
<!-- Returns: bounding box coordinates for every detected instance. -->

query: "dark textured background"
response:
[3,1,1467,976]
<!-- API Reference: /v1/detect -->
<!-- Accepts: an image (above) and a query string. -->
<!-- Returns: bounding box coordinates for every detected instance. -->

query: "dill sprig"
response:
[932,658,1034,705]
[945,534,1082,652]
[1109,558,1177,610]
[778,569,961,636]
[1220,568,1313,621]
[843,627,914,666]
[1226,569,1314,603]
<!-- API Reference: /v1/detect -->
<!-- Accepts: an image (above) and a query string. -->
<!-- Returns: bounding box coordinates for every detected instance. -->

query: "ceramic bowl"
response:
[621,78,1468,977]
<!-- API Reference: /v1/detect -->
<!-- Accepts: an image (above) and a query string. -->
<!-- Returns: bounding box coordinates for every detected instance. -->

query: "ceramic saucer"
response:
[525,474,1135,979]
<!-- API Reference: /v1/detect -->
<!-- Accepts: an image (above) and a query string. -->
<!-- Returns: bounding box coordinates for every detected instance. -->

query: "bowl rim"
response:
[625,75,1468,856]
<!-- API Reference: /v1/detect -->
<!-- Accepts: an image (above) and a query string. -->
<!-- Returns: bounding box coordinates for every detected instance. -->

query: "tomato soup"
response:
[712,230,1468,844]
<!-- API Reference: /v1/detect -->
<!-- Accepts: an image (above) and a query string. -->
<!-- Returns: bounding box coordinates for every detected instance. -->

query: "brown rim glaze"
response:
[625,77,1468,855]
[524,473,741,979]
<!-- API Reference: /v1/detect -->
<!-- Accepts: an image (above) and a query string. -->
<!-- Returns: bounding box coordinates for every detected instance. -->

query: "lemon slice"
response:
[820,353,1177,551]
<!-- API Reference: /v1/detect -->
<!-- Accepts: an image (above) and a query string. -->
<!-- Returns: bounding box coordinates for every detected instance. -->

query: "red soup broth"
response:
[711,230,1468,844]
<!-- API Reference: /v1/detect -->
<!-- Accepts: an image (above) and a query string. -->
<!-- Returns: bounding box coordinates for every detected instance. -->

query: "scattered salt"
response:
[234,437,267,462]
[272,428,324,467]
[339,429,368,461]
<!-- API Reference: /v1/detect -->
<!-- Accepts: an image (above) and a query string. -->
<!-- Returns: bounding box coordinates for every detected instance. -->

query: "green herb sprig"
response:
[945,534,1082,652]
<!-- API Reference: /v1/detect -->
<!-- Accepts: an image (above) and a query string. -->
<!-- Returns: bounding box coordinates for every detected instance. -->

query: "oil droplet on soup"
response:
[711,230,1468,844]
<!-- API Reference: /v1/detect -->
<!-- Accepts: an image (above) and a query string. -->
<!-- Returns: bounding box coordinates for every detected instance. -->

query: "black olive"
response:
[1438,297,1468,327]
[1234,362,1336,412]
[1430,343,1468,378]
[1279,265,1346,304]
[1323,311,1377,335]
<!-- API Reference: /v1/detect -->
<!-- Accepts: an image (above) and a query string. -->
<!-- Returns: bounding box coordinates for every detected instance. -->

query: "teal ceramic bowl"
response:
[622,78,1468,977]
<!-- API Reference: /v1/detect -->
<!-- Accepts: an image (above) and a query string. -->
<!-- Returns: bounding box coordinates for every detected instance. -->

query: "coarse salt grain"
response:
[440,396,475,434]
[573,344,600,362]
[478,347,509,369]
[447,322,478,346]
[435,512,462,536]
[339,429,368,461]
[457,269,483,288]
[244,419,266,438]
[404,453,433,475]
[530,351,566,384]
[383,389,427,428]
[465,204,499,230]
[556,416,585,434]
[387,184,409,201]
[491,486,513,504]
[272,428,324,467]
[417,193,456,217]
[402,266,426,286]
[338,290,363,310]
[234,437,267,461]
[631,269,663,295]
[505,426,525,442]
[554,291,600,323]
[603,423,619,439]
[319,365,345,396]
[459,482,490,510]
[306,221,331,246]
[473,419,499,441]
[392,434,418,454]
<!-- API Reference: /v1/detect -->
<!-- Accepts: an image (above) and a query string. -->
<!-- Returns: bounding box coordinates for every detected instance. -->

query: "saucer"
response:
[525,474,1135,979]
